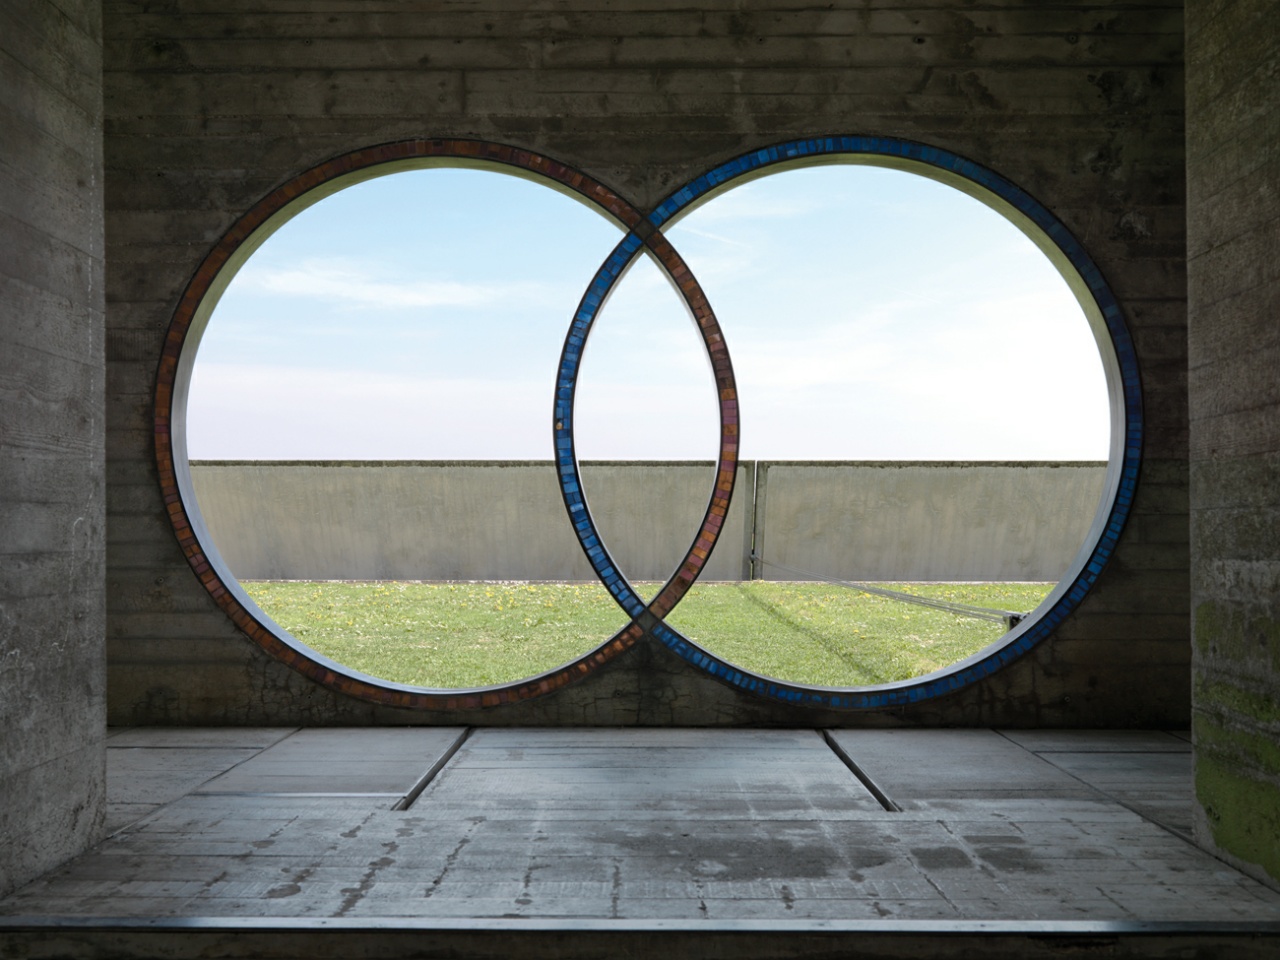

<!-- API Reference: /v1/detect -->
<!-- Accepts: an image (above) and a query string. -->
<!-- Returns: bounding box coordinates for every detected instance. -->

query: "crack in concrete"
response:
[422,818,483,899]
[334,841,396,917]
[515,861,539,907]
[610,858,622,919]
[340,811,377,840]
[922,873,961,916]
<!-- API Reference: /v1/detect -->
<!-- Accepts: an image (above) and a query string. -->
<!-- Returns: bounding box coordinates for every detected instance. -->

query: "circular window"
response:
[158,140,736,709]
[157,137,1139,711]
[551,139,1140,709]
[645,164,1107,688]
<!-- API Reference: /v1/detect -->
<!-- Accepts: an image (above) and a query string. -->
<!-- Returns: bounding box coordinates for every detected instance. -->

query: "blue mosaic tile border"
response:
[554,210,740,634]
[557,136,1143,710]
[555,233,650,619]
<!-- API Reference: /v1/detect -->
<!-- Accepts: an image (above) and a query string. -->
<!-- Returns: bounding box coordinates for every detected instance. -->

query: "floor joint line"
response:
[394,727,473,811]
[991,728,1196,845]
[820,729,900,812]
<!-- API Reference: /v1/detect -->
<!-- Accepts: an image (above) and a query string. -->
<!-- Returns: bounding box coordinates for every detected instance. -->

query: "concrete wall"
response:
[190,460,1103,584]
[105,1,1188,727]
[754,461,1106,583]
[1188,0,1280,887]
[191,461,753,584]
[0,0,106,897]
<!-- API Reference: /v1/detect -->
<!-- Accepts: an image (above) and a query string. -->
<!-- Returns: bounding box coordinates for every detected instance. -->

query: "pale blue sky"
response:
[187,164,1110,461]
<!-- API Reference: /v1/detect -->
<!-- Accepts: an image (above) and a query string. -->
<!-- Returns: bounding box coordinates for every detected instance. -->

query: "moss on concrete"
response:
[1196,750,1280,884]
[1195,714,1280,780]
[1194,599,1280,673]
[1196,680,1280,728]
[1194,597,1280,889]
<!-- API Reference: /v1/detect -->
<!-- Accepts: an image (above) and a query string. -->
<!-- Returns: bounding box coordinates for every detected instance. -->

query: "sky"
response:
[186,164,1111,461]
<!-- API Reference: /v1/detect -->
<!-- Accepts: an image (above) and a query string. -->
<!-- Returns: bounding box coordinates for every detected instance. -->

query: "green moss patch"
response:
[1196,751,1280,885]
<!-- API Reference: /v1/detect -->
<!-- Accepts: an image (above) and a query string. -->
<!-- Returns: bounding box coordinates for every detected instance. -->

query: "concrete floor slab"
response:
[1038,750,1191,791]
[107,748,263,806]
[5,727,1280,957]
[106,728,298,749]
[1000,730,1191,752]
[102,732,297,837]
[194,727,466,796]
[825,728,1093,805]
[409,728,884,820]
[1025,744,1194,837]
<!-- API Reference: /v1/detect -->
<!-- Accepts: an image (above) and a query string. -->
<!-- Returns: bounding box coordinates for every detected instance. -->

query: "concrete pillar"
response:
[0,0,107,896]
[1187,0,1280,889]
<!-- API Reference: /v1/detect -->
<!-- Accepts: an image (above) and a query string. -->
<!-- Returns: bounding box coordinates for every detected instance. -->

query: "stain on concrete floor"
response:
[3,727,1278,923]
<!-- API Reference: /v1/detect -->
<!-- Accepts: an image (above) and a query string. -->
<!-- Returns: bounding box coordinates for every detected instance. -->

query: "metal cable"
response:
[750,553,1025,625]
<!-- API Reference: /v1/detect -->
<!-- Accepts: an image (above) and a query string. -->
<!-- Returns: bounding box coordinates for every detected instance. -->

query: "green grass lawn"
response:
[242,580,1053,690]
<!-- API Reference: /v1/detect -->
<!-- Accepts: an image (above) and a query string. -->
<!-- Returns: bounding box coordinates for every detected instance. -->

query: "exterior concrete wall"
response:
[189,460,1103,584]
[0,0,106,897]
[190,460,753,583]
[755,462,1106,583]
[1187,0,1280,888]
[104,0,1188,727]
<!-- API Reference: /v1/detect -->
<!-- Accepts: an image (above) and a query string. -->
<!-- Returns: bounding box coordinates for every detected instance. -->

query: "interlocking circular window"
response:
[157,137,1141,711]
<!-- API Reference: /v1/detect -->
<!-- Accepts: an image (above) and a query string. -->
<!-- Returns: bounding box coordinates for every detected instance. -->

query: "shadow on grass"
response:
[728,584,891,684]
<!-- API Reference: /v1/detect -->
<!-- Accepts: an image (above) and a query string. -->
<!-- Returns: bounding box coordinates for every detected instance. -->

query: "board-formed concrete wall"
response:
[0,0,106,898]
[189,460,1103,584]
[754,462,1106,583]
[1188,0,1280,888]
[105,0,1188,727]
[191,461,754,584]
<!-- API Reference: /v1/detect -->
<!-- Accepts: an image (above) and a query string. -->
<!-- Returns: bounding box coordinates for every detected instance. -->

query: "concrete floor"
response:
[3,727,1280,957]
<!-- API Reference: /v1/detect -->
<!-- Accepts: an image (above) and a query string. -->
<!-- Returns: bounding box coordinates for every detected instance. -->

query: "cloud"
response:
[675,183,818,226]
[187,362,551,460]
[187,360,724,461]
[185,327,1110,463]
[568,379,722,460]
[232,258,554,311]
[672,225,751,248]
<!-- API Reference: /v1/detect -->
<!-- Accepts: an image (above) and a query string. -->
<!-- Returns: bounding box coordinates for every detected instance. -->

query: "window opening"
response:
[185,165,646,689]
[158,138,1139,711]
[655,164,1109,687]
[546,139,1138,710]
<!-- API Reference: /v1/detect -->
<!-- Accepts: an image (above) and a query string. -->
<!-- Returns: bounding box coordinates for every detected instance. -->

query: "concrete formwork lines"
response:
[100,0,1185,15]
[99,0,1188,728]
[97,7,1186,40]
[1187,0,1280,891]
[98,37,1188,74]
[0,1,102,100]
[0,46,99,158]
[0,0,106,902]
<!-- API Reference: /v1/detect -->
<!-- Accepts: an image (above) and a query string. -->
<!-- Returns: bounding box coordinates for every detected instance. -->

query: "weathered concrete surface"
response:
[3,727,1280,960]
[193,727,467,796]
[836,727,1195,835]
[0,0,107,898]
[103,727,296,832]
[188,460,1103,583]
[1187,0,1280,889]
[189,460,752,583]
[104,1,1188,726]
[754,461,1105,583]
